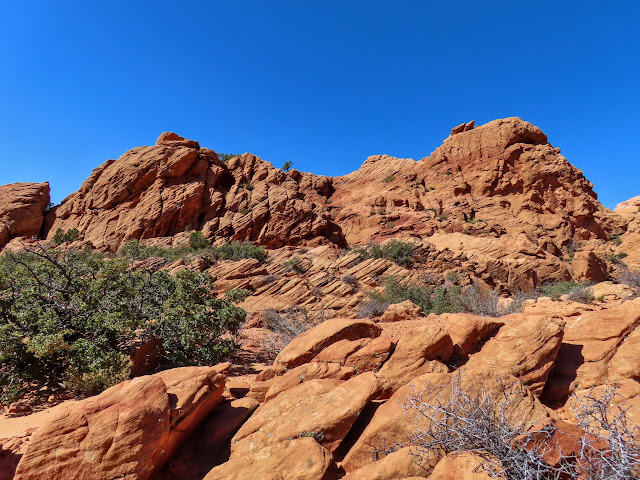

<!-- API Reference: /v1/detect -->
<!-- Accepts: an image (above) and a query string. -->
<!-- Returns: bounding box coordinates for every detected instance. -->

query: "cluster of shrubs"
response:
[120,234,267,263]
[358,276,529,318]
[352,240,417,268]
[0,244,245,404]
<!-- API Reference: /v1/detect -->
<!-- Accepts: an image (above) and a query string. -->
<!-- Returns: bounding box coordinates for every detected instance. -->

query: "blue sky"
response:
[1,1,638,208]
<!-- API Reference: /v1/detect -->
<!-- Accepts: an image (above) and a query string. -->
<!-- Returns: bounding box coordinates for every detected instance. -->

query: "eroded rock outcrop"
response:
[43,133,344,251]
[14,366,227,480]
[0,182,49,250]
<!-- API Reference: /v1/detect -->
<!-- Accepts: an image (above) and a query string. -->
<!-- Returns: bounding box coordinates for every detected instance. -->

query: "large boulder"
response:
[462,314,564,395]
[436,313,504,357]
[273,318,381,369]
[428,452,496,480]
[203,438,333,480]
[232,373,380,456]
[543,298,640,405]
[341,447,437,480]
[14,366,226,480]
[376,325,452,397]
[0,182,50,249]
[572,251,608,282]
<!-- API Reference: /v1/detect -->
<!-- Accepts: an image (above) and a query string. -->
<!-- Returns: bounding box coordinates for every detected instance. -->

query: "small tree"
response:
[189,230,210,250]
[282,161,293,172]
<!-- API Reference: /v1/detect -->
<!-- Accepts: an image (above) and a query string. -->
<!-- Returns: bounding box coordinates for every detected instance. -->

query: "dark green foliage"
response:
[216,241,267,262]
[383,175,395,184]
[540,280,591,300]
[0,246,244,404]
[119,239,195,261]
[282,161,293,172]
[52,227,79,245]
[225,288,251,303]
[609,234,622,246]
[354,240,416,268]
[188,231,210,250]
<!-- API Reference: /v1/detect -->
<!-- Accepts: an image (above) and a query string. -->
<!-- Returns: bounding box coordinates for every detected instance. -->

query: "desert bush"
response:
[261,307,321,356]
[567,284,595,304]
[616,268,640,289]
[0,245,244,403]
[370,277,527,317]
[188,230,210,250]
[540,280,583,300]
[357,299,390,318]
[259,274,279,286]
[215,241,267,262]
[282,161,293,172]
[355,241,416,268]
[283,256,305,273]
[225,288,251,303]
[120,238,197,261]
[399,376,640,479]
[342,274,358,287]
[52,227,80,245]
[607,253,628,265]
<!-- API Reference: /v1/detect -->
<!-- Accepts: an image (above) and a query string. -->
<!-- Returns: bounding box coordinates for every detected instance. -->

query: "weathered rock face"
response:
[542,298,640,405]
[25,118,630,291]
[203,437,333,480]
[329,117,625,289]
[14,366,227,480]
[43,133,345,251]
[462,314,565,396]
[0,182,50,249]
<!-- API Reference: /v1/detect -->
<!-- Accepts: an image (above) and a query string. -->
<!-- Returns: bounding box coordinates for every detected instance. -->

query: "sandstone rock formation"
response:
[43,133,344,251]
[0,182,49,250]
[13,366,227,480]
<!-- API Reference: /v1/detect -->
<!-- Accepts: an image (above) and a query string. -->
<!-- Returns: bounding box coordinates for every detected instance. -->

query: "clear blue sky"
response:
[1,1,638,208]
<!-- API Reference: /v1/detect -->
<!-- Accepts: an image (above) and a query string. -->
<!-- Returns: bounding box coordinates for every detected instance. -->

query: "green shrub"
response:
[609,234,622,245]
[283,256,305,274]
[225,288,251,303]
[52,227,80,245]
[540,280,592,300]
[383,175,395,184]
[0,246,244,404]
[215,241,267,262]
[607,252,628,265]
[282,161,293,172]
[367,277,526,318]
[189,231,210,250]
[356,240,416,268]
[119,239,194,261]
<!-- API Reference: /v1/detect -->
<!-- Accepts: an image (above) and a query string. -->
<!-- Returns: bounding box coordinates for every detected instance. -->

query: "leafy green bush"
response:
[189,231,210,250]
[119,239,194,261]
[215,241,267,262]
[52,227,80,245]
[283,256,304,273]
[540,280,589,300]
[225,288,251,303]
[0,246,244,404]
[355,240,416,268]
[282,161,293,172]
